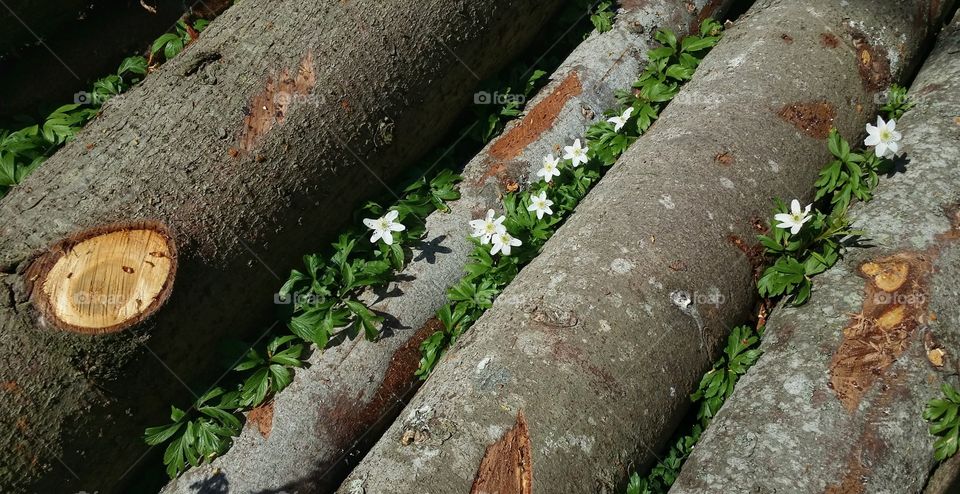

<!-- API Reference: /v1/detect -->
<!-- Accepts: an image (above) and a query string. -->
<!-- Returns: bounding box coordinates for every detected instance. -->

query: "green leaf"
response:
[647,46,675,61]
[681,36,719,53]
[665,64,694,81]
[152,33,181,56]
[144,422,183,446]
[240,368,271,407]
[118,56,148,76]
[269,363,293,392]
[655,29,677,49]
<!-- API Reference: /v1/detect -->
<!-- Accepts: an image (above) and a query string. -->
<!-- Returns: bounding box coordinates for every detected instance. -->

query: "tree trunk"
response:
[159,2,731,493]
[670,13,960,493]
[334,1,952,493]
[0,0,560,492]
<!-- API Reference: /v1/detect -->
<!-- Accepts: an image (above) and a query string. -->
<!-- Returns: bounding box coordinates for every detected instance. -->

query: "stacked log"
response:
[0,0,560,491]
[671,11,960,494]
[334,1,953,492]
[161,1,732,492]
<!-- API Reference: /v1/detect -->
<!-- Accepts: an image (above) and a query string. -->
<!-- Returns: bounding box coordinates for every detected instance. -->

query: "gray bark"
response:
[670,12,960,494]
[334,1,953,493]
[0,0,559,492]
[159,2,730,493]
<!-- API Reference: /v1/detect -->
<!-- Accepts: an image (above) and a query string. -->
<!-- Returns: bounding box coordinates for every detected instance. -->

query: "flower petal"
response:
[774,213,792,223]
[381,231,394,245]
[363,218,378,229]
[385,210,399,221]
[864,133,880,146]
[389,222,406,232]
[875,142,888,158]
[790,199,801,214]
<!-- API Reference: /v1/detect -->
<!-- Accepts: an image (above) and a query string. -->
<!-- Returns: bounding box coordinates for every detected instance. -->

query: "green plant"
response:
[756,194,856,305]
[417,19,725,378]
[925,383,960,461]
[0,55,144,197]
[152,18,210,62]
[881,84,914,120]
[145,169,462,478]
[626,35,917,494]
[814,129,887,213]
[590,1,615,33]
[756,87,912,306]
[0,16,204,198]
[144,387,243,479]
[143,4,610,476]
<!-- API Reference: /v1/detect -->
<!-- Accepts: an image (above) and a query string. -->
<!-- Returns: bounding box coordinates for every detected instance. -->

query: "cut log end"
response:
[27,222,177,334]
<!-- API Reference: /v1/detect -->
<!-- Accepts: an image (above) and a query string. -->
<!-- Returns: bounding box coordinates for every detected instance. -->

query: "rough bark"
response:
[670,12,960,494]
[159,2,729,493]
[925,451,960,494]
[0,0,560,492]
[335,1,952,493]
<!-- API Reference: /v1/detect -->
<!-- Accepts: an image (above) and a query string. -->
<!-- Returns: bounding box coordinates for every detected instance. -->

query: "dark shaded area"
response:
[0,0,201,123]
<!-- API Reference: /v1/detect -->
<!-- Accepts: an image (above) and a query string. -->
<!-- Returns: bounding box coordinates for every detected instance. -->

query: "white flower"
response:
[864,116,902,159]
[774,199,812,235]
[537,154,562,182]
[607,107,634,132]
[468,209,506,244]
[563,138,590,167]
[362,210,405,245]
[491,231,522,256]
[526,191,554,220]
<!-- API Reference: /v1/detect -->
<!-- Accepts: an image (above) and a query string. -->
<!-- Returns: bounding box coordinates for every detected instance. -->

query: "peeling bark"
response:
[671,12,960,494]
[159,2,727,493]
[335,1,951,493]
[470,410,533,494]
[0,1,560,492]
